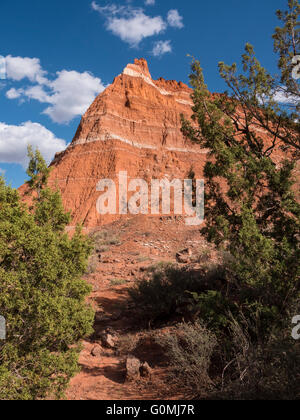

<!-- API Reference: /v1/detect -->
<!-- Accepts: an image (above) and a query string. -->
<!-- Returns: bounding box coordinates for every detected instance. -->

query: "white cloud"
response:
[23,85,50,103]
[5,56,105,124]
[107,12,166,46]
[0,121,66,167]
[0,168,5,175]
[152,40,172,57]
[167,9,184,29]
[26,70,105,124]
[273,89,299,105]
[145,0,155,5]
[6,88,23,99]
[0,56,6,80]
[258,87,299,106]
[5,55,47,84]
[92,2,166,47]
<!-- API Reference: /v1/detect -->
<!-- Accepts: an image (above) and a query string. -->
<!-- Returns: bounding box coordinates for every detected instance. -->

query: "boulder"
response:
[91,344,102,358]
[99,328,119,349]
[176,248,192,264]
[126,356,141,382]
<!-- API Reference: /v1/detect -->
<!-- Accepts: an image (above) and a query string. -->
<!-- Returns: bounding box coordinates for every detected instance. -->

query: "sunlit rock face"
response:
[44,58,208,227]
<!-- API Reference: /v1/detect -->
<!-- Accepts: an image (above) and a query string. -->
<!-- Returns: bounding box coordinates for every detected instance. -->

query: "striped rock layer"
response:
[48,59,209,227]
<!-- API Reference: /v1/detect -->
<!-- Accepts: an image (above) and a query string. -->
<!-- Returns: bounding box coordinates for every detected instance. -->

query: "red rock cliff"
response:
[47,59,208,227]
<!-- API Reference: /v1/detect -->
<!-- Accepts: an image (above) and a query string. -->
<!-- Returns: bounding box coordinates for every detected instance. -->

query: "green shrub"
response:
[129,262,227,323]
[180,0,300,343]
[130,263,205,322]
[188,291,231,330]
[0,149,94,400]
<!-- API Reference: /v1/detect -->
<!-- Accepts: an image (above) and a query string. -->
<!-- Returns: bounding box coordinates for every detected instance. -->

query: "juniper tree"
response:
[26,146,71,232]
[194,0,300,157]
[181,0,300,336]
[26,145,51,199]
[0,149,94,400]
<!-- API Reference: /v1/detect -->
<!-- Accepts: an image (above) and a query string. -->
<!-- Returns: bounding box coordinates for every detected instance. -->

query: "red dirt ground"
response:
[66,215,211,400]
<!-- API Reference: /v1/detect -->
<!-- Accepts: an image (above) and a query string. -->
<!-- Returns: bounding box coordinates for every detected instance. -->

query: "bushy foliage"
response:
[173,0,300,400]
[158,322,217,396]
[129,262,226,324]
[213,316,300,400]
[91,230,121,248]
[0,148,94,400]
[181,1,300,339]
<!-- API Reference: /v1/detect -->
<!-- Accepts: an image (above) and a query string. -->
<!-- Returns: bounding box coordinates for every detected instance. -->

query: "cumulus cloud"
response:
[4,55,105,124]
[6,88,23,99]
[167,9,184,29]
[145,0,155,5]
[92,2,166,47]
[152,40,172,57]
[258,87,299,107]
[25,70,105,124]
[5,55,47,84]
[0,121,67,167]
[107,12,165,47]
[272,88,299,105]
[44,70,105,123]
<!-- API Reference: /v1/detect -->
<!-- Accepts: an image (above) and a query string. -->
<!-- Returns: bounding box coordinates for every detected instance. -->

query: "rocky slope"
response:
[66,215,212,400]
[48,59,208,227]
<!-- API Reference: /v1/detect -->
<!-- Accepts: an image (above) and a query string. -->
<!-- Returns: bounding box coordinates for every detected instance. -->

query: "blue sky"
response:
[0,0,288,188]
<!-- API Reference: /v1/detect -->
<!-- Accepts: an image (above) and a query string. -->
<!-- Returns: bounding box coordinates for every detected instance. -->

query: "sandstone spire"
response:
[46,59,208,227]
[122,58,152,80]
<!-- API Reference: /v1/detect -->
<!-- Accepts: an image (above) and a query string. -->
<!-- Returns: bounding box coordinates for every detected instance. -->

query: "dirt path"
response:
[67,286,177,400]
[67,216,208,400]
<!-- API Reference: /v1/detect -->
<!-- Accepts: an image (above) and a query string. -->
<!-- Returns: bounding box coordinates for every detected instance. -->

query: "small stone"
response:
[126,356,141,382]
[106,334,117,348]
[176,248,193,264]
[91,344,102,358]
[180,248,192,256]
[140,362,152,378]
[99,328,119,349]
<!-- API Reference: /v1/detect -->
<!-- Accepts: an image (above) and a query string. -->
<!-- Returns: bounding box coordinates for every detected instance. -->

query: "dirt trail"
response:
[67,216,207,401]
[67,285,176,401]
